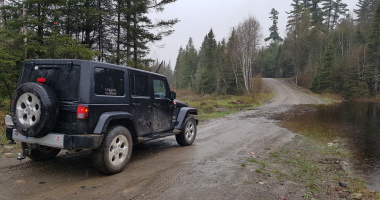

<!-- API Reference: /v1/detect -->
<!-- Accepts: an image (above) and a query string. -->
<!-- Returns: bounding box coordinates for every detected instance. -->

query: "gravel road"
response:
[0,78,326,200]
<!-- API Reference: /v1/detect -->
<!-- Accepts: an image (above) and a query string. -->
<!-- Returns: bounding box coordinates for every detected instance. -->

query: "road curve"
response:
[0,78,326,200]
[263,78,326,105]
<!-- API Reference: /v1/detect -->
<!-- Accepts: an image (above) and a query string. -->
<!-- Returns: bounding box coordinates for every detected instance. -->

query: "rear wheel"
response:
[22,142,61,161]
[92,126,133,175]
[176,116,197,146]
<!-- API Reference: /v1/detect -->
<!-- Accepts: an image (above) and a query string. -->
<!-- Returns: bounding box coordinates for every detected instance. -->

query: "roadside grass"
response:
[175,89,272,121]
[319,93,344,104]
[270,136,379,199]
[239,127,379,199]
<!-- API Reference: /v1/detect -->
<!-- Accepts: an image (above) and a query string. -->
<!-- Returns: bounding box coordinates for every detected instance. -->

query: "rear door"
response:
[129,72,153,135]
[152,76,173,133]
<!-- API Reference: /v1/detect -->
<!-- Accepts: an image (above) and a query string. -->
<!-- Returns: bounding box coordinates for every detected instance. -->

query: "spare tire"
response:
[10,82,59,138]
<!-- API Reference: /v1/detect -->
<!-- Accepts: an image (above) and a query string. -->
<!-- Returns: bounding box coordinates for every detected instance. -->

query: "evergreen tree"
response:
[265,8,283,43]
[308,0,324,26]
[310,42,337,93]
[195,29,217,94]
[355,0,380,32]
[174,46,185,88]
[322,0,348,31]
[183,38,198,89]
[286,3,312,86]
[174,38,198,90]
[215,39,236,94]
[365,4,380,95]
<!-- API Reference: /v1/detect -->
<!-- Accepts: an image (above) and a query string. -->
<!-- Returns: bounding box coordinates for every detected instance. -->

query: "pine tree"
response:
[174,46,184,88]
[196,29,217,94]
[265,8,283,44]
[322,0,348,31]
[310,42,337,92]
[216,39,236,94]
[355,0,380,34]
[365,4,380,95]
[286,2,312,86]
[308,0,324,26]
[183,38,198,89]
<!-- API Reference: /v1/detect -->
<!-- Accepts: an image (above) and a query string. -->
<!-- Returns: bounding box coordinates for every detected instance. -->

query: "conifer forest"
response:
[1,0,380,100]
[174,0,380,98]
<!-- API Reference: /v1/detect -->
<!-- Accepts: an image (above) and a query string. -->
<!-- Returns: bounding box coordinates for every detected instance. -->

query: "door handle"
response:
[131,103,141,107]
[153,103,161,108]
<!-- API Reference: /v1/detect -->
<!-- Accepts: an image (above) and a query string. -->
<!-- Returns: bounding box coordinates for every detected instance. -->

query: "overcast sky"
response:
[148,0,358,67]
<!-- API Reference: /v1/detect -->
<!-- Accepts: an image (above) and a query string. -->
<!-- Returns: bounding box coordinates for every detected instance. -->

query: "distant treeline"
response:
[174,0,380,98]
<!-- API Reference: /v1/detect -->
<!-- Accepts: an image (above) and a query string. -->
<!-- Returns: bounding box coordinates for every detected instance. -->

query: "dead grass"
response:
[174,81,272,121]
[250,74,263,94]
[0,109,6,145]
[320,93,344,103]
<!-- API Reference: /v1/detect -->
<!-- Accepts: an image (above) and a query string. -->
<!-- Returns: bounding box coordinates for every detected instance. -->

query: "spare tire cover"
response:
[11,82,59,138]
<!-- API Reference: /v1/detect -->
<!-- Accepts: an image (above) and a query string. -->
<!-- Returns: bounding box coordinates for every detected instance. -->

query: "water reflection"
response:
[282,102,380,192]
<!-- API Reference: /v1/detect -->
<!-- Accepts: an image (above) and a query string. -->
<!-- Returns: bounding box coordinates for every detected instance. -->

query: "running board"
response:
[137,130,180,143]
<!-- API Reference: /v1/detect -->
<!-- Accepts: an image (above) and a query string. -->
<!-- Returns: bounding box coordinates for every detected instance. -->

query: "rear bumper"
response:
[11,129,103,150]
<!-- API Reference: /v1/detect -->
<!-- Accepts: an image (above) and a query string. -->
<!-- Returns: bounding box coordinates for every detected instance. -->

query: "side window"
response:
[153,78,169,98]
[130,74,149,97]
[94,67,125,96]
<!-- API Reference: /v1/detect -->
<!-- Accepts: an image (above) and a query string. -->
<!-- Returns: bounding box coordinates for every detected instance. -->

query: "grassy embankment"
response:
[257,130,379,199]
[174,77,272,121]
[175,89,272,121]
[174,76,272,121]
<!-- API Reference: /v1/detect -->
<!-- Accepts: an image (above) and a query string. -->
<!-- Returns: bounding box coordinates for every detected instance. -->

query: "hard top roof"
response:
[24,59,166,78]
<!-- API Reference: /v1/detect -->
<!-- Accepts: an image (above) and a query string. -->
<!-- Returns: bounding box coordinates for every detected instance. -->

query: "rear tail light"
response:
[37,78,46,84]
[77,105,89,119]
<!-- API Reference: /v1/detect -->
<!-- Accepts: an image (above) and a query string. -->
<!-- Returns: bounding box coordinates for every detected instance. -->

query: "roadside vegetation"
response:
[175,77,272,121]
[277,109,380,199]
[241,132,380,199]
[175,90,272,121]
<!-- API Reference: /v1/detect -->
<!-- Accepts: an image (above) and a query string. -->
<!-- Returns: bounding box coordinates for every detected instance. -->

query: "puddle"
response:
[281,102,380,192]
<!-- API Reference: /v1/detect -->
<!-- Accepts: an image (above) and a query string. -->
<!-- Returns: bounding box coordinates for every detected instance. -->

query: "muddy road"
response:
[0,78,326,200]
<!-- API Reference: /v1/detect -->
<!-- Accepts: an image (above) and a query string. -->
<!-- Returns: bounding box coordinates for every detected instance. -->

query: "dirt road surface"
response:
[0,78,326,200]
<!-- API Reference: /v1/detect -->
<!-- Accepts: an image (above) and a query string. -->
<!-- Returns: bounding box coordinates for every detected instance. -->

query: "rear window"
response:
[19,64,80,101]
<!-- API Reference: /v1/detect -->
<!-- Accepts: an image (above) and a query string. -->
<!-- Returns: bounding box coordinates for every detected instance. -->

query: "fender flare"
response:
[93,112,133,134]
[174,107,198,129]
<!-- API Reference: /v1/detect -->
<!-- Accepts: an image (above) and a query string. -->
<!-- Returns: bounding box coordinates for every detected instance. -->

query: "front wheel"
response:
[176,116,197,146]
[92,126,133,175]
[22,142,61,161]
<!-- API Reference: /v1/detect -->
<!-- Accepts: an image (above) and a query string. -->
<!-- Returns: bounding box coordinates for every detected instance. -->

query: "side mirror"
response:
[170,91,176,100]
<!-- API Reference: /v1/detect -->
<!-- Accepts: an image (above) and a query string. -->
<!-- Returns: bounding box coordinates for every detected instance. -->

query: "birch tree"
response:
[234,16,262,93]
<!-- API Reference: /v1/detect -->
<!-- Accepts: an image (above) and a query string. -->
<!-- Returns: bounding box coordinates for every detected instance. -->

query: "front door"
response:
[129,72,152,135]
[152,76,173,133]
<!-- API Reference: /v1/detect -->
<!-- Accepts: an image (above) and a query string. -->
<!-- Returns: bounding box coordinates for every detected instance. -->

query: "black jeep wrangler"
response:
[4,59,197,174]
